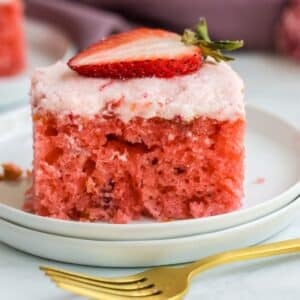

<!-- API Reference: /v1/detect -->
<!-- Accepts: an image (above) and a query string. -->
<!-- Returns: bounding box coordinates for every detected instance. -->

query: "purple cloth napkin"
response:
[25,0,288,50]
[25,0,133,49]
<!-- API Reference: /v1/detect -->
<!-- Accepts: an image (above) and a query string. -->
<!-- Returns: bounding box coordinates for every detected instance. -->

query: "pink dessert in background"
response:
[25,59,245,223]
[0,0,25,76]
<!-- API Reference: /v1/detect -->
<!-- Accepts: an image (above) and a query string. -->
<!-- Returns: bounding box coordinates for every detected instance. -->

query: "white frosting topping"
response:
[31,61,244,122]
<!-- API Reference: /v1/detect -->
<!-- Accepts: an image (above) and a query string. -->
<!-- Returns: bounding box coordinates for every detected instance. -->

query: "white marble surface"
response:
[0,52,300,299]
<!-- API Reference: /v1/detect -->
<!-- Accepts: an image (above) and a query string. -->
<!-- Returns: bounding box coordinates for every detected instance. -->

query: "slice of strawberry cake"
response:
[25,19,245,223]
[0,0,25,76]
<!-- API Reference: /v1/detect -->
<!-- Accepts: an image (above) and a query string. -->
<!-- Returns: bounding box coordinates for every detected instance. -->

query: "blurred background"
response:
[25,0,299,52]
[0,0,299,121]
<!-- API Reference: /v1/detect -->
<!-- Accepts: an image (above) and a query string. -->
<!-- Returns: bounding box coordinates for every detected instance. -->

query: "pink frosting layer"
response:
[31,60,245,122]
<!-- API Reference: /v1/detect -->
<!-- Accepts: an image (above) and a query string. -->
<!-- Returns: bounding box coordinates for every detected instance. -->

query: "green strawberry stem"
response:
[182,18,244,62]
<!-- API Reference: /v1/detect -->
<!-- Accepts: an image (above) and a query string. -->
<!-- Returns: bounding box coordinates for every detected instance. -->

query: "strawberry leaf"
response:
[182,17,244,63]
[195,18,211,42]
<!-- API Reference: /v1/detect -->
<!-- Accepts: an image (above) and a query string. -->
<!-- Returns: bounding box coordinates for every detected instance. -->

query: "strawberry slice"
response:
[68,28,202,79]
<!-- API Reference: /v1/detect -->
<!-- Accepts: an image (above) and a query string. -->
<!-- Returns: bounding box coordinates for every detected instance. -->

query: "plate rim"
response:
[0,193,299,243]
[0,195,299,244]
[0,195,299,267]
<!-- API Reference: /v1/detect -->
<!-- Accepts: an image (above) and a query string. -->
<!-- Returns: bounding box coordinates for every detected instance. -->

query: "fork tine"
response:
[48,273,157,296]
[40,266,147,284]
[44,270,154,290]
[54,277,162,299]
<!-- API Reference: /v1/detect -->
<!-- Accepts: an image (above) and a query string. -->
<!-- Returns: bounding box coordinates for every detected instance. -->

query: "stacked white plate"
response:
[0,105,299,267]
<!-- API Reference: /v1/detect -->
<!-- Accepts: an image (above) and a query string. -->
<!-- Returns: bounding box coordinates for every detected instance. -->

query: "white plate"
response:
[0,105,299,240]
[0,19,75,110]
[0,195,299,267]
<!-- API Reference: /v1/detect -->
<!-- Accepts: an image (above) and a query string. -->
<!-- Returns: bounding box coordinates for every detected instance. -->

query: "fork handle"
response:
[185,239,300,277]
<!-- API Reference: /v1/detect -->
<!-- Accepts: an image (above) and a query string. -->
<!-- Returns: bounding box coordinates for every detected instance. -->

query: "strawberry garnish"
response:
[68,28,202,79]
[68,18,243,79]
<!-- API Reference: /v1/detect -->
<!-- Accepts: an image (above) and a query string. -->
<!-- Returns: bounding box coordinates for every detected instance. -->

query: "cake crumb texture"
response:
[25,114,245,223]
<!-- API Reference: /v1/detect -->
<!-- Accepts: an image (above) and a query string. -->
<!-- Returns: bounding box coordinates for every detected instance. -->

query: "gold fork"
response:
[41,238,300,300]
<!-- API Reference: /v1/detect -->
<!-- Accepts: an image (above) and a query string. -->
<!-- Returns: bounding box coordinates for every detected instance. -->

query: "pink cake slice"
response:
[0,0,25,76]
[26,60,245,223]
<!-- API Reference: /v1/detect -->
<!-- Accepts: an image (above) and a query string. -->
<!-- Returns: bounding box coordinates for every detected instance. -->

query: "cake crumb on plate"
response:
[0,163,23,181]
[253,177,265,185]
